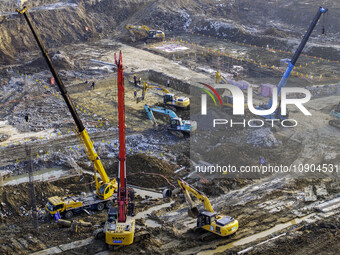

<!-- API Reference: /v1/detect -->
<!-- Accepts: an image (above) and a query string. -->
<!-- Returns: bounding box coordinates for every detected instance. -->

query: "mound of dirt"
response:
[0,3,101,65]
[200,178,251,196]
[204,142,301,178]
[0,182,64,218]
[263,27,288,38]
[124,153,177,188]
[0,174,95,219]
[51,50,74,70]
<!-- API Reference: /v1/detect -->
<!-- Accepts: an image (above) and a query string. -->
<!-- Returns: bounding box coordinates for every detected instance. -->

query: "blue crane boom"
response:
[261,7,328,118]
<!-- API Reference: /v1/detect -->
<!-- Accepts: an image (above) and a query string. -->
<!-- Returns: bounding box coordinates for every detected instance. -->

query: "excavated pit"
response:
[1,0,340,254]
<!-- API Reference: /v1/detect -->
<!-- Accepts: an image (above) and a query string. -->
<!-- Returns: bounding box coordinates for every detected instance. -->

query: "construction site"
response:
[0,0,339,254]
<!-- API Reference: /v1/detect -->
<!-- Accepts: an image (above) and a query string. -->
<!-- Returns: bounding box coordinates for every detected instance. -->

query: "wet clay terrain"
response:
[1,0,340,254]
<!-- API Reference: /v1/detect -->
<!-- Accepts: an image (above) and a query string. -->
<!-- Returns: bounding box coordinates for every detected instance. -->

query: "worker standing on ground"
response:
[138,77,142,85]
[134,90,137,98]
[85,78,88,84]
[142,83,146,99]
[216,71,221,84]
[167,78,170,87]
[133,75,137,87]
[91,81,95,90]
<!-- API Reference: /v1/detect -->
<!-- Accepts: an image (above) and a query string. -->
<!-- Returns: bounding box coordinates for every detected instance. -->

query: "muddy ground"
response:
[0,0,340,254]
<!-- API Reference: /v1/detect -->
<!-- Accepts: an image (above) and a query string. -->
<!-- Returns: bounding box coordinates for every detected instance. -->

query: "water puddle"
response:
[1,168,70,186]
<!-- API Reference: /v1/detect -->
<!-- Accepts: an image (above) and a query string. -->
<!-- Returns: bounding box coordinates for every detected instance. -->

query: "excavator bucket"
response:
[188,207,199,218]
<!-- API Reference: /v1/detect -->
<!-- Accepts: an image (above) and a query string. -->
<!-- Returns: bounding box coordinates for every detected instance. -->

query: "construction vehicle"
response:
[163,93,190,109]
[214,72,248,110]
[139,81,190,109]
[103,51,136,246]
[177,179,238,238]
[137,81,169,103]
[329,101,340,129]
[222,93,248,110]
[126,25,165,42]
[256,7,328,120]
[144,104,197,137]
[46,194,115,219]
[17,7,117,217]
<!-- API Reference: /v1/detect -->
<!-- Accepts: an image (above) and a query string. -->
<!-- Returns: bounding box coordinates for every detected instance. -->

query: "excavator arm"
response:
[144,104,180,127]
[139,82,169,102]
[177,179,214,217]
[144,104,178,119]
[143,82,169,94]
[126,25,150,32]
[17,7,117,199]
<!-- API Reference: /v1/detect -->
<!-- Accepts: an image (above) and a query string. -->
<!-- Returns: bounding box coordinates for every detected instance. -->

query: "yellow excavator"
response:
[17,7,117,218]
[177,179,238,237]
[140,82,190,109]
[126,24,165,42]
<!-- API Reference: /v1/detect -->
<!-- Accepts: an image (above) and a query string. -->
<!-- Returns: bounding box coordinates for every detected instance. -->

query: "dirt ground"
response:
[0,0,340,254]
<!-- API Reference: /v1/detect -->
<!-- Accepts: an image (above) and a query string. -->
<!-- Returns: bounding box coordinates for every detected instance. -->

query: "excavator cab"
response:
[170,118,182,129]
[148,30,165,39]
[197,211,216,228]
[98,182,115,200]
[333,101,340,114]
[148,30,157,38]
[107,207,118,223]
[164,94,174,104]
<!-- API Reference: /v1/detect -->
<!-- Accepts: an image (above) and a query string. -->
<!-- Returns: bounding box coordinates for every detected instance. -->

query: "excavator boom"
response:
[177,179,238,237]
[178,179,214,213]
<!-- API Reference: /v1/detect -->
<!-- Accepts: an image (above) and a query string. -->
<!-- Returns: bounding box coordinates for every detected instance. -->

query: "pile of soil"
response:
[0,182,64,218]
[0,174,94,219]
[124,153,177,188]
[263,27,288,38]
[199,178,252,196]
[51,174,95,194]
[203,141,301,178]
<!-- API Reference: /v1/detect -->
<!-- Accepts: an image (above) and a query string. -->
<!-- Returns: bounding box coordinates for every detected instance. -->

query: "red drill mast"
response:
[115,51,127,223]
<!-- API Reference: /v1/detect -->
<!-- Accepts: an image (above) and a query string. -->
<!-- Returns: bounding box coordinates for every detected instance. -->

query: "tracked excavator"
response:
[126,24,165,42]
[177,179,238,238]
[17,7,117,218]
[329,101,340,129]
[138,82,191,109]
[144,104,197,137]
